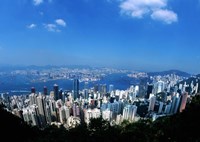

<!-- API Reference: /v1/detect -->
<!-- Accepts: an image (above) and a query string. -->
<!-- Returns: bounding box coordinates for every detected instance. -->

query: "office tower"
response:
[37,94,47,127]
[54,84,59,101]
[146,84,153,99]
[148,95,156,111]
[173,93,181,114]
[94,84,99,93]
[31,87,36,94]
[43,86,48,95]
[179,92,188,112]
[73,79,79,100]
[109,84,114,93]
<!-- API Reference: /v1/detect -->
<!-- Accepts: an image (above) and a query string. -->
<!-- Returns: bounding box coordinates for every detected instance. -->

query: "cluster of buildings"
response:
[0,67,129,84]
[0,73,199,128]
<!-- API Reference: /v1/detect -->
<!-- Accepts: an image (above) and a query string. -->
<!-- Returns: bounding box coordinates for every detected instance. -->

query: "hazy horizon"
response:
[0,0,200,74]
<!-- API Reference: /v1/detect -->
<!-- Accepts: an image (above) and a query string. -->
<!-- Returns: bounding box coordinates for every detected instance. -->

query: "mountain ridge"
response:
[148,69,191,77]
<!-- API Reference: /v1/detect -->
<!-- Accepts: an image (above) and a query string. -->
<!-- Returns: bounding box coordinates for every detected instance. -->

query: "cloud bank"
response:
[120,0,178,24]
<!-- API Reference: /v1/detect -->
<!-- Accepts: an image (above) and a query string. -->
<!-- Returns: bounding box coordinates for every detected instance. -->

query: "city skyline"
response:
[0,0,200,73]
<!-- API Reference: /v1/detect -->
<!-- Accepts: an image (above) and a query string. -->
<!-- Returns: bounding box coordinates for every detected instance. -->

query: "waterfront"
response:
[0,73,141,95]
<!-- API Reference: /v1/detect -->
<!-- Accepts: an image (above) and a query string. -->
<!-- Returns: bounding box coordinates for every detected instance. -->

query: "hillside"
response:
[148,70,191,77]
[1,95,200,142]
[0,104,40,142]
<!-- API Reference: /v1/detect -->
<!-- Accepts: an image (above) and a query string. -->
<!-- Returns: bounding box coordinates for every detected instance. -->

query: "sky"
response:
[0,0,200,74]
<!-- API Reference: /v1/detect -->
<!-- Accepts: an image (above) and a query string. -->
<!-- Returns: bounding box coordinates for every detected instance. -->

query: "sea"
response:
[0,73,141,96]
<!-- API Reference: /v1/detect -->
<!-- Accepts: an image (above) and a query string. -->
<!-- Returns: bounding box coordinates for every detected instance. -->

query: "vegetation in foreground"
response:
[1,95,200,142]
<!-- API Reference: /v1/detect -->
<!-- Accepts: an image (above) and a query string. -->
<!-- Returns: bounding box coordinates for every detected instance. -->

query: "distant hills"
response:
[0,64,93,71]
[148,70,191,77]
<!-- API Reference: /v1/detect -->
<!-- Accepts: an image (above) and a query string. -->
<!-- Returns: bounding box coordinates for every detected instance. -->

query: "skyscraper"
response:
[94,84,99,93]
[31,87,36,94]
[43,86,48,95]
[73,79,79,100]
[148,95,156,111]
[179,92,188,112]
[37,94,47,127]
[109,84,114,93]
[146,84,153,99]
[54,84,59,101]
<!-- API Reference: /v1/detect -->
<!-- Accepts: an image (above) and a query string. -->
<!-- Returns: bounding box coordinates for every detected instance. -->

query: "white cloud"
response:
[55,19,66,27]
[27,24,37,29]
[120,0,178,24]
[44,24,60,32]
[33,0,43,6]
[151,9,178,24]
[44,19,66,32]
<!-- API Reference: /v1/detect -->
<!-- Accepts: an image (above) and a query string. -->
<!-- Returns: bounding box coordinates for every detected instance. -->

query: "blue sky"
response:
[0,0,200,73]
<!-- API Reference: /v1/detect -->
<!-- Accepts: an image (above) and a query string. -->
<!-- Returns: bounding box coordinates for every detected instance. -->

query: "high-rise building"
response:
[59,106,67,124]
[73,79,79,100]
[49,99,57,122]
[195,82,199,94]
[43,86,48,95]
[54,84,59,101]
[99,84,107,96]
[31,87,36,94]
[45,105,52,124]
[29,93,37,105]
[179,92,188,112]
[37,94,47,127]
[94,84,99,93]
[59,89,63,100]
[146,84,153,99]
[173,93,181,114]
[164,103,172,114]
[83,89,89,99]
[148,95,156,111]
[109,84,114,93]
